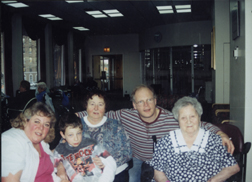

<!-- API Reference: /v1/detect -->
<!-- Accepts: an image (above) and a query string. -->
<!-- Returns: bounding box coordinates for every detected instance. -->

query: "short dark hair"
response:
[83,90,109,111]
[58,113,83,134]
[20,80,30,91]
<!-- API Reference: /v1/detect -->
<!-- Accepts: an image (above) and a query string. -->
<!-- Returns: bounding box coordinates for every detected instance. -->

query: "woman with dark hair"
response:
[1,102,68,182]
[76,90,132,182]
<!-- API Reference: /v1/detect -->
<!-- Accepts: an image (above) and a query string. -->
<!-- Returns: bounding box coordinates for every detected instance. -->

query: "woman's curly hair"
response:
[10,102,56,143]
[83,90,109,111]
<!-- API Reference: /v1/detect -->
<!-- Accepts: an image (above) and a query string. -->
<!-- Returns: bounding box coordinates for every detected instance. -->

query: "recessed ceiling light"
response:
[103,9,123,17]
[1,1,17,3]
[39,14,55,18]
[177,9,191,13]
[108,13,123,17]
[86,11,103,15]
[48,17,62,20]
[65,0,83,3]
[103,9,119,14]
[92,14,107,18]
[73,27,89,31]
[156,6,172,10]
[175,5,191,9]
[159,10,174,14]
[6,2,28,8]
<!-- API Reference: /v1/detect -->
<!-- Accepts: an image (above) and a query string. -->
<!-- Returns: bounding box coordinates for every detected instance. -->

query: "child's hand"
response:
[93,156,105,169]
[57,162,69,180]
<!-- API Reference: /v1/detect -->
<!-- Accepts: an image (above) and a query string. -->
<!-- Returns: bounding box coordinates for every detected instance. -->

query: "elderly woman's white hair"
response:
[172,96,203,120]
[37,82,47,90]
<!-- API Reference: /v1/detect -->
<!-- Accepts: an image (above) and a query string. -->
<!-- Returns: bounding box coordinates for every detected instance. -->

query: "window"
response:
[141,44,211,95]
[23,35,37,89]
[29,74,33,83]
[1,33,5,93]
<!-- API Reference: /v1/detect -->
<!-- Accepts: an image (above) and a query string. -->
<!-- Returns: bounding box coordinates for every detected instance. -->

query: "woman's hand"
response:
[217,131,235,154]
[153,170,169,182]
[92,156,105,169]
[207,164,240,182]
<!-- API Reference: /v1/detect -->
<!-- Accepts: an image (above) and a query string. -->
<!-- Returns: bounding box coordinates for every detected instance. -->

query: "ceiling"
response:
[1,0,214,36]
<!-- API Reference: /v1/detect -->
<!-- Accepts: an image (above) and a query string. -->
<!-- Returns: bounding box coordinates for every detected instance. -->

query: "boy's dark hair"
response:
[58,113,83,134]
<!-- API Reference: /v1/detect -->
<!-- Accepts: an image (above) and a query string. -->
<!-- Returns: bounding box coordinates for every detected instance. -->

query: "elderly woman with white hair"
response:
[150,96,240,182]
[36,82,55,112]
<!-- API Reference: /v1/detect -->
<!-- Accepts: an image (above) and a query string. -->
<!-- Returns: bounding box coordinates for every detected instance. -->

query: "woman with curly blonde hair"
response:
[1,102,68,182]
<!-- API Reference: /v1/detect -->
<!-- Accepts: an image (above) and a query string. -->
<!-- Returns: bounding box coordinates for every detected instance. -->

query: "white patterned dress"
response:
[149,128,237,182]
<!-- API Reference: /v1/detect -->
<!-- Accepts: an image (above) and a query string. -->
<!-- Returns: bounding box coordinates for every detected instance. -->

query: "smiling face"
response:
[178,104,200,136]
[86,95,106,124]
[23,114,51,146]
[133,87,157,123]
[60,126,83,147]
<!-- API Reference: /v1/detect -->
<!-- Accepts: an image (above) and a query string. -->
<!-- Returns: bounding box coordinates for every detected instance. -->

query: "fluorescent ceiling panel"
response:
[1,1,17,3]
[48,17,62,20]
[108,13,123,17]
[66,0,83,3]
[39,14,55,18]
[175,5,191,9]
[73,27,89,31]
[92,14,107,18]
[103,9,119,14]
[6,2,28,8]
[159,10,174,14]
[177,9,191,13]
[156,5,173,14]
[86,11,103,15]
[157,6,172,10]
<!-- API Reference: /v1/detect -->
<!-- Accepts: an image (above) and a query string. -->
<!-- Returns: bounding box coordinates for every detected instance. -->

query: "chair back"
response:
[215,123,243,154]
[23,97,37,111]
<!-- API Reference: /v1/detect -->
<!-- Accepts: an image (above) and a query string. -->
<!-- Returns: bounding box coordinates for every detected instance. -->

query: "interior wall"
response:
[214,0,230,104]
[84,34,140,96]
[244,0,252,180]
[229,0,252,180]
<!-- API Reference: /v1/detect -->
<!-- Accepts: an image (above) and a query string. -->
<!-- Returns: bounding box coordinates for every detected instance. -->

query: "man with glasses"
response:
[76,84,234,182]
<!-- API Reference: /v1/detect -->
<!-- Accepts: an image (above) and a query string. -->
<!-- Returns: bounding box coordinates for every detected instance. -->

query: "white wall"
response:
[229,0,252,180]
[214,0,230,103]
[84,34,141,96]
[244,0,252,180]
[139,21,212,50]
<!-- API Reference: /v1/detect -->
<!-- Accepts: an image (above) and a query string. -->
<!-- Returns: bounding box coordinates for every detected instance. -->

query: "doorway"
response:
[92,55,123,92]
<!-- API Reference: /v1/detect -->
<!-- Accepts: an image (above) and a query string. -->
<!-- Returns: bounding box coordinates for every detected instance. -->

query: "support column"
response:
[68,31,74,86]
[45,23,54,88]
[12,14,23,96]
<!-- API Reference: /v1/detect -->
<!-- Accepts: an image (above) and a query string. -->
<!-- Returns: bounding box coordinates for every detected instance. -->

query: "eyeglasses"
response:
[135,98,155,107]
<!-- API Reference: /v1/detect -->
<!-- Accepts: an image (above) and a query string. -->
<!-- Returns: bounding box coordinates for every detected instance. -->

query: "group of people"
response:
[2,84,239,182]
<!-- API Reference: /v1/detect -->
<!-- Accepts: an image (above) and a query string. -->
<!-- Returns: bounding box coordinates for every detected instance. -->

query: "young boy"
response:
[53,113,117,182]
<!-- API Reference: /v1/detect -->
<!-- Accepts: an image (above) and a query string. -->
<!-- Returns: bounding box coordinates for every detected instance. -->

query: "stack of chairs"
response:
[211,103,230,124]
